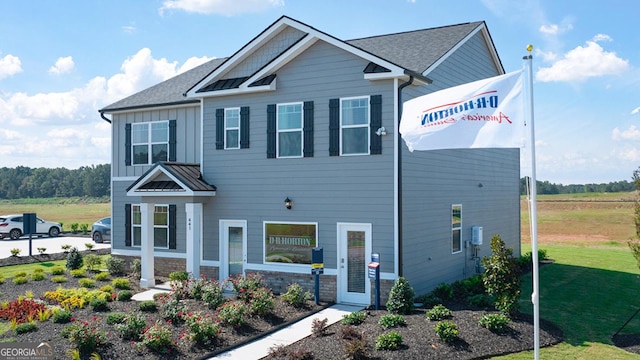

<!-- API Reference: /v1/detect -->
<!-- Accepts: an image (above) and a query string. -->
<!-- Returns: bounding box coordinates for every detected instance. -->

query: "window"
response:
[224,108,240,149]
[341,97,370,155]
[132,122,169,165]
[131,204,170,249]
[277,103,303,158]
[452,204,462,253]
[264,222,317,264]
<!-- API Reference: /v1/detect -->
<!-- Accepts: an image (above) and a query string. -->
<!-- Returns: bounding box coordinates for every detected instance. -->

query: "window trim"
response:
[276,102,304,158]
[451,204,462,254]
[224,107,241,149]
[131,121,170,165]
[131,204,170,249]
[340,96,370,156]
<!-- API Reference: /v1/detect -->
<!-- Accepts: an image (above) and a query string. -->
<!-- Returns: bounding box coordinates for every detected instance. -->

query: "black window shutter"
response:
[240,106,250,149]
[329,99,340,156]
[215,109,224,150]
[169,120,177,161]
[303,101,314,157]
[169,204,177,249]
[125,204,131,246]
[267,104,276,158]
[370,95,382,155]
[125,124,132,166]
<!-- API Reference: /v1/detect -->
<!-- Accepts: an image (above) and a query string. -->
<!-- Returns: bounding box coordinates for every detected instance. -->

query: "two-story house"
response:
[99,16,520,305]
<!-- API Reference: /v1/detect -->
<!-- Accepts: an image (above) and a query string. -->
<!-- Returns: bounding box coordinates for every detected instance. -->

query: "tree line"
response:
[0,165,110,199]
[519,177,635,195]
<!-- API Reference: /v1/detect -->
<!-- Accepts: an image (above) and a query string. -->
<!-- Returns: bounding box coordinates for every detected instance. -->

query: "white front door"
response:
[219,220,247,283]
[337,223,371,305]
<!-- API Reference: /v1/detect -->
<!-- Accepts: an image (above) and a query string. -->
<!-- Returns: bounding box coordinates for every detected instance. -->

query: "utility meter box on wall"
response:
[471,226,483,245]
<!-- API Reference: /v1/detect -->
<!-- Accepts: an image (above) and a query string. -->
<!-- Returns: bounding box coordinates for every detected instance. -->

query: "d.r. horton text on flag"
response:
[399,70,524,151]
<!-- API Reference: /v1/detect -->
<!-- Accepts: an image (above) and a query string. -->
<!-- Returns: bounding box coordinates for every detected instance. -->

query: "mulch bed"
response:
[265,305,564,360]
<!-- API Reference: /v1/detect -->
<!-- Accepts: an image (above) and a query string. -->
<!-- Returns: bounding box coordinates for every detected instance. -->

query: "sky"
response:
[0,0,637,185]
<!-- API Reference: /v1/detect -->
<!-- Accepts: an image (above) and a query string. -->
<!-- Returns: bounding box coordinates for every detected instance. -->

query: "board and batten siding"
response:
[200,40,397,273]
[111,105,201,178]
[399,32,518,296]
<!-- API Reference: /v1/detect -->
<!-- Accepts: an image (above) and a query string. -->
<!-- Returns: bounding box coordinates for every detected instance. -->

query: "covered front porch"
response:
[126,162,216,288]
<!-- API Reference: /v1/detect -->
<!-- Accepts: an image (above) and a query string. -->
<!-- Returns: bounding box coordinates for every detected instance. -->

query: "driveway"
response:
[0,235,110,259]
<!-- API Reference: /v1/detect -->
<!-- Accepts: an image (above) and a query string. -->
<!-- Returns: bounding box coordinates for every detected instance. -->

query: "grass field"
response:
[0,198,110,232]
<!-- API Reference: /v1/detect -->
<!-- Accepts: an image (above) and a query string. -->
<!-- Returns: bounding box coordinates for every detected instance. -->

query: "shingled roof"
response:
[100,19,493,113]
[127,162,216,194]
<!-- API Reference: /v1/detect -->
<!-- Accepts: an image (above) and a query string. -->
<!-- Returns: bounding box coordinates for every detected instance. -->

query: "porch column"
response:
[185,203,202,278]
[139,202,155,288]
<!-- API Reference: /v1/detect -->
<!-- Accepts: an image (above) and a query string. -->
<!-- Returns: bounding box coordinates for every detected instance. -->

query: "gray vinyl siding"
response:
[111,105,201,178]
[399,32,519,296]
[201,41,396,272]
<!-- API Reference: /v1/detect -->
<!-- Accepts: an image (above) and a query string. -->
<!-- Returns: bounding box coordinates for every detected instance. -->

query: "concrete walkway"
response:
[211,303,363,359]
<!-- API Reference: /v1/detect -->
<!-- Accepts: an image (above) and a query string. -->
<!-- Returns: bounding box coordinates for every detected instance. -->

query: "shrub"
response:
[452,275,485,300]
[99,285,114,293]
[106,312,127,325]
[182,311,221,346]
[37,247,47,254]
[482,234,521,316]
[65,247,83,270]
[52,309,73,324]
[432,283,453,301]
[341,311,367,326]
[130,259,141,278]
[111,278,131,290]
[378,314,406,329]
[83,254,101,272]
[158,296,187,323]
[94,272,110,281]
[139,300,157,312]
[169,271,189,282]
[115,312,147,341]
[268,345,313,360]
[31,272,46,281]
[117,290,133,301]
[426,304,453,321]
[51,276,68,283]
[78,278,96,288]
[140,320,174,354]
[375,331,403,350]
[248,287,275,316]
[0,298,48,324]
[15,322,37,334]
[80,224,89,235]
[479,313,510,333]
[311,317,328,337]
[187,275,209,300]
[281,283,312,307]
[468,294,495,309]
[105,256,125,275]
[89,298,108,312]
[417,293,442,308]
[10,248,21,257]
[65,317,108,352]
[70,269,85,278]
[13,276,28,285]
[434,320,459,343]
[61,244,72,252]
[228,273,267,302]
[51,266,66,275]
[341,325,363,340]
[201,281,225,309]
[15,271,27,277]
[385,277,415,314]
[70,223,79,234]
[217,301,247,328]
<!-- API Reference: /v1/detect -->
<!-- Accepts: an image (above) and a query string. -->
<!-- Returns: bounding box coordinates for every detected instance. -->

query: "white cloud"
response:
[539,24,559,35]
[122,24,137,34]
[539,21,573,35]
[178,56,216,74]
[612,125,640,141]
[536,35,629,82]
[632,107,640,115]
[0,54,23,79]
[159,0,284,16]
[48,56,75,75]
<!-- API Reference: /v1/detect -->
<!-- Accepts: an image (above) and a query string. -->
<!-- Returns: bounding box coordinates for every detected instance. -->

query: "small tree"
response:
[628,167,640,269]
[482,234,520,316]
[66,247,84,270]
[385,277,415,314]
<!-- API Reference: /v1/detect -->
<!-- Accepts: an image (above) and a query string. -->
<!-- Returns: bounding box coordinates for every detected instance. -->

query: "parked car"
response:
[91,217,111,243]
[0,214,62,240]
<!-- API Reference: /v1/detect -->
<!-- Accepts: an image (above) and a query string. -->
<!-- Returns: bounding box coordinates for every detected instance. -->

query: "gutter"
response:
[99,111,111,124]
[396,75,414,277]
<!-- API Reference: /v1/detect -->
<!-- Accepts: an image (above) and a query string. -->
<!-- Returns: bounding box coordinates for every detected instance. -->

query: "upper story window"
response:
[452,204,462,254]
[277,103,303,158]
[132,121,169,165]
[341,97,370,155]
[225,108,240,149]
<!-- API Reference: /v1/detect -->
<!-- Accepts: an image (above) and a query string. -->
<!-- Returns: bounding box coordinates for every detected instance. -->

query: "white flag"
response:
[400,70,525,151]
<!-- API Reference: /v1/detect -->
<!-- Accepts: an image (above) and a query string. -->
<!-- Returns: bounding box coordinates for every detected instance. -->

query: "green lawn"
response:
[494,244,640,359]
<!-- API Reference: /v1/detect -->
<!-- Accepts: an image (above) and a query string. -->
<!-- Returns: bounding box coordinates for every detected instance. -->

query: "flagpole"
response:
[524,46,540,360]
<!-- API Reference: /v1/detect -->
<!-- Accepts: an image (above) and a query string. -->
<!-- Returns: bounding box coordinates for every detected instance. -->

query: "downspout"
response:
[397,75,413,277]
[99,111,112,124]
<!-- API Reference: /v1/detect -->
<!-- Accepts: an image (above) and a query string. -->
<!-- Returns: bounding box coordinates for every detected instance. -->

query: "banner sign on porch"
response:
[265,222,317,264]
